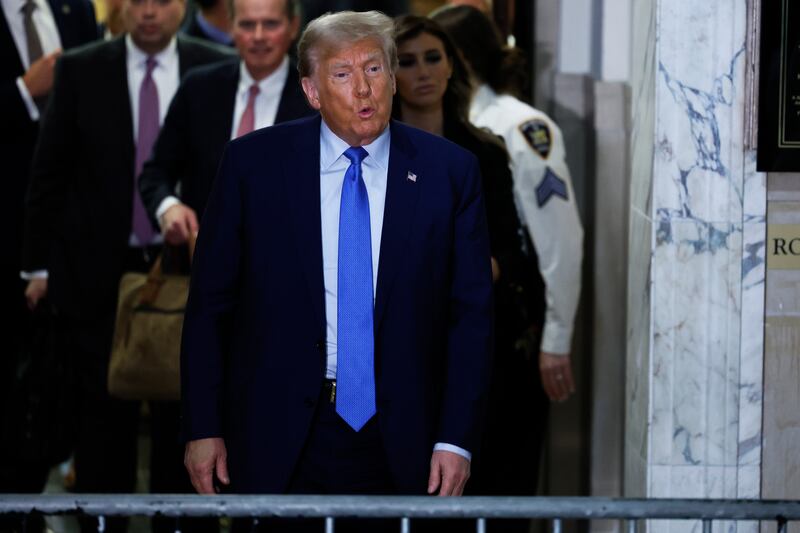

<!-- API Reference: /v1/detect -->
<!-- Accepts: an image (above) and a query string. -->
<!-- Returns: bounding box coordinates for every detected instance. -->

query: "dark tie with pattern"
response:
[21,0,47,111]
[133,57,159,245]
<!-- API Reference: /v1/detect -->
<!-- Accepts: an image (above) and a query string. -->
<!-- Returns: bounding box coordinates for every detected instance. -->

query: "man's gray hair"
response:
[297,10,398,79]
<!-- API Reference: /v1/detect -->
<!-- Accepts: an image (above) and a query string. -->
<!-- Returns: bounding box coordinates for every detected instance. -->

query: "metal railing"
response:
[1,495,799,533]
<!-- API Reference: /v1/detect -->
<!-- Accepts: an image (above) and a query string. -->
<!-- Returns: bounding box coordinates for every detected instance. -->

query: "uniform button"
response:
[304,397,315,408]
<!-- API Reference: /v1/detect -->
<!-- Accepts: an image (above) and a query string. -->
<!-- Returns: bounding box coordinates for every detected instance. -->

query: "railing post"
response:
[627,519,638,533]
[702,519,712,533]
[325,516,335,533]
[778,518,788,533]
[476,517,486,533]
[97,515,106,533]
[552,518,563,533]
[400,517,411,533]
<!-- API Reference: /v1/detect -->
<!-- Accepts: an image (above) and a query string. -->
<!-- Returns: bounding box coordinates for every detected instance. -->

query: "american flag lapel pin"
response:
[407,171,417,183]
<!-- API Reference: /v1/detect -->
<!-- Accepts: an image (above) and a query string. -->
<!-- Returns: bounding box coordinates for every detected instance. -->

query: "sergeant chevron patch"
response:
[519,119,552,159]
[536,167,568,207]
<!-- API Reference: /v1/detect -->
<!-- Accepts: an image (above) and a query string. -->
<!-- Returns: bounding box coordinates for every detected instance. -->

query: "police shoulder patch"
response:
[519,119,552,159]
[535,167,568,207]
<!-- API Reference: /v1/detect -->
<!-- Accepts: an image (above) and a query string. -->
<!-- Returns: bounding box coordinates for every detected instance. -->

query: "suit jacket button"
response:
[304,397,314,408]
[314,340,325,353]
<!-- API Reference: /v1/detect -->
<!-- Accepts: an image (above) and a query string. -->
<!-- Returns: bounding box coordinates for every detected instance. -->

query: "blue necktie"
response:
[336,146,376,431]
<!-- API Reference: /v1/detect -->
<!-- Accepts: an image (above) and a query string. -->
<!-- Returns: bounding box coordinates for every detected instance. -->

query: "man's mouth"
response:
[358,107,375,118]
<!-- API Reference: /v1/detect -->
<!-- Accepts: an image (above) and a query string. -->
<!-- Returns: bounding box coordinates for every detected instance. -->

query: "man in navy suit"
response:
[182,9,493,528]
[0,0,96,498]
[139,0,313,246]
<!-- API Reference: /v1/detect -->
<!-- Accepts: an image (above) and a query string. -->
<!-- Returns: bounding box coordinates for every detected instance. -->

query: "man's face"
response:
[233,0,298,80]
[301,38,395,147]
[123,0,185,54]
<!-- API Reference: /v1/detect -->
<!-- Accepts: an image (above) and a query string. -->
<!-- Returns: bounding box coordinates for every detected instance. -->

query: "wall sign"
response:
[758,0,800,171]
[767,224,800,269]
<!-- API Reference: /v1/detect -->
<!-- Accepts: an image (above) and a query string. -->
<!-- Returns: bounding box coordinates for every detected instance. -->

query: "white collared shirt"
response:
[319,119,389,380]
[125,34,180,141]
[230,55,289,139]
[2,0,62,121]
[155,55,292,220]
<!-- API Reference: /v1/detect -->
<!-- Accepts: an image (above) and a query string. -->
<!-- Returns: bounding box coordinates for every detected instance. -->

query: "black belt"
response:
[322,379,336,403]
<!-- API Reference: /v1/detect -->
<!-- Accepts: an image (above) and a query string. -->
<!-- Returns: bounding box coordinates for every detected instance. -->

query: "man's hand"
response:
[22,50,62,98]
[160,203,198,245]
[427,450,470,496]
[539,351,575,402]
[184,437,230,494]
[25,278,48,311]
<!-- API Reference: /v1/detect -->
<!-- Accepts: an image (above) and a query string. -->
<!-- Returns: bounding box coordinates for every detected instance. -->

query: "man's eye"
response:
[239,21,256,30]
[333,72,349,79]
[366,65,382,74]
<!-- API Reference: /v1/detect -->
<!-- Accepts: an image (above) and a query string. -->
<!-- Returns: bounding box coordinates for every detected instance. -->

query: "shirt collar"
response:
[319,119,391,172]
[470,83,496,117]
[238,55,289,96]
[125,33,178,72]
[195,11,233,45]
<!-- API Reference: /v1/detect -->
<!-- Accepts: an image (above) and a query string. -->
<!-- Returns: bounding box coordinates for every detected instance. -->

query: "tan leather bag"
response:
[108,238,195,400]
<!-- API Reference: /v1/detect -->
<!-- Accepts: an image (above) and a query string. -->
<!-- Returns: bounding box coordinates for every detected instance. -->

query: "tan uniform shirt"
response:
[470,84,583,355]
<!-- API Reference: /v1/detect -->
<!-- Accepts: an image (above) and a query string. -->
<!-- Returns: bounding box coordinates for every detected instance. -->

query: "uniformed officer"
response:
[432,7,583,531]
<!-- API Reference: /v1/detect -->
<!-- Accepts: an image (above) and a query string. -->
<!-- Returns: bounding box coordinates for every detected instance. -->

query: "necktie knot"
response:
[21,0,36,16]
[343,146,368,168]
[145,56,157,75]
[248,84,260,98]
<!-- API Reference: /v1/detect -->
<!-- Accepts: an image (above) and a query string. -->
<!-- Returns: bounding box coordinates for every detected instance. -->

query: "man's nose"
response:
[354,72,371,97]
[253,22,264,39]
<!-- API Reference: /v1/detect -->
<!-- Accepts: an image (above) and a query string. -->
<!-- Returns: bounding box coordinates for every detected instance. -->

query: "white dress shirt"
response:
[2,0,62,121]
[229,56,289,140]
[318,120,470,461]
[155,56,291,221]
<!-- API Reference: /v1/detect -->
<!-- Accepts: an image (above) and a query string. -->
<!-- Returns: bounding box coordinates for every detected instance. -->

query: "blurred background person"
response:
[140,0,312,243]
[181,0,232,46]
[0,0,96,513]
[392,16,547,529]
[432,5,583,532]
[20,0,230,530]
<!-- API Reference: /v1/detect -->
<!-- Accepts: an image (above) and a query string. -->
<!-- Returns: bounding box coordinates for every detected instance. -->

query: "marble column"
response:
[625,0,765,521]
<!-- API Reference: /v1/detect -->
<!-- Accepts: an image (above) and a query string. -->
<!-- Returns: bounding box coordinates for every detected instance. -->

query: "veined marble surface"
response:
[626,0,765,503]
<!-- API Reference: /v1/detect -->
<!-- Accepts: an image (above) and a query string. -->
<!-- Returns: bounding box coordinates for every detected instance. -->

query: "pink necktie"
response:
[133,56,158,245]
[236,84,260,138]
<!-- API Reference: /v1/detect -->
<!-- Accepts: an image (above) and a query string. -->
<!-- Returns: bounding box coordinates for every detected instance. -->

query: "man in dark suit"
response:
[21,0,230,529]
[0,0,96,502]
[181,0,232,46]
[140,0,312,244]
[182,10,493,531]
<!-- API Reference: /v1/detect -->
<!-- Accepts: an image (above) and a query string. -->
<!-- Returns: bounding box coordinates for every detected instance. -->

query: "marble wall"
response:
[625,0,766,518]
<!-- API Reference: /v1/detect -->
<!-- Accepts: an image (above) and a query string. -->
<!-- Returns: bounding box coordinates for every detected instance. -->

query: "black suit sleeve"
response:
[139,79,193,225]
[0,79,34,141]
[22,55,76,271]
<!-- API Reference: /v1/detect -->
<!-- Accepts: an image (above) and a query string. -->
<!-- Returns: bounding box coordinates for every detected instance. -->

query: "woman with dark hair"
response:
[393,14,546,516]
[431,4,584,529]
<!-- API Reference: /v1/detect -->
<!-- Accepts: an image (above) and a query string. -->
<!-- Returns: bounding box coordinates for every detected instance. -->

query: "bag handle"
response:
[138,233,198,307]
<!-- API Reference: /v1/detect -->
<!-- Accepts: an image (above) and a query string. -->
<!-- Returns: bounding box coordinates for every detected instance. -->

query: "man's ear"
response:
[301,77,321,110]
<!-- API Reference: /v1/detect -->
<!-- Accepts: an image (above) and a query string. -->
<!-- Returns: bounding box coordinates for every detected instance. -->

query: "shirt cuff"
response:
[155,196,181,226]
[20,270,49,280]
[16,77,40,121]
[540,320,572,355]
[433,442,471,461]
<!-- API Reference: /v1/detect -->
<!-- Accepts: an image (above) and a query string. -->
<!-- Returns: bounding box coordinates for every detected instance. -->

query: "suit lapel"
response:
[0,6,24,76]
[47,0,74,48]
[211,60,238,147]
[374,121,420,331]
[108,37,134,176]
[286,116,326,333]
[275,65,305,123]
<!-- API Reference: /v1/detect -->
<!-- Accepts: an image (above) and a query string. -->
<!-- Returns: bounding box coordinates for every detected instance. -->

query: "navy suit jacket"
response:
[0,0,96,280]
[138,58,314,225]
[182,115,494,494]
